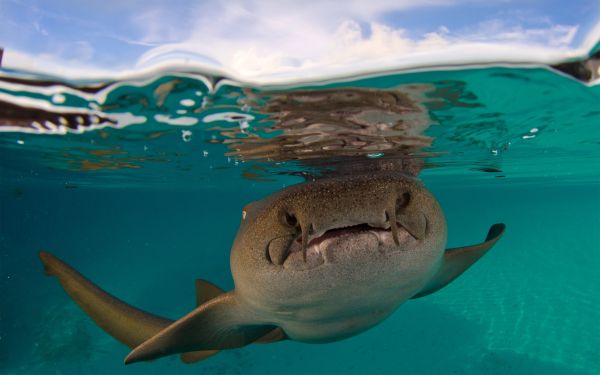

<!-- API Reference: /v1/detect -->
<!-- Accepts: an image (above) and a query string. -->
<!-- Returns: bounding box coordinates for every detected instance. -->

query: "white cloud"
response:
[133,13,584,82]
[2,1,597,83]
[32,21,48,36]
[463,18,579,47]
[131,7,185,44]
[3,49,117,77]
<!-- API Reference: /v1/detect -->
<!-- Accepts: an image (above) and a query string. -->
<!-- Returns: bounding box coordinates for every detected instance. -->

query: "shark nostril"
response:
[282,211,298,228]
[267,236,293,265]
[396,192,411,212]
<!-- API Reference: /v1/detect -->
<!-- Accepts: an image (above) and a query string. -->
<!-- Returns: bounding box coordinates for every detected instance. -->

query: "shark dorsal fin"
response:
[178,279,227,364]
[195,279,224,306]
[125,292,275,364]
[412,223,505,299]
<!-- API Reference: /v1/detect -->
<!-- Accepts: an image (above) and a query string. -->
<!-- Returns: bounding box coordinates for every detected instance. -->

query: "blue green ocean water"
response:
[0,61,599,374]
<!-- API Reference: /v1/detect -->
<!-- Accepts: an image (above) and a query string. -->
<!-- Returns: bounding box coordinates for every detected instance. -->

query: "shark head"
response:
[230,173,448,341]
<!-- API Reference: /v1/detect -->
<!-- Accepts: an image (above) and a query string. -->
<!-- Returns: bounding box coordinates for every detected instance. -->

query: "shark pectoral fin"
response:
[181,324,287,363]
[125,292,275,364]
[177,279,227,364]
[194,280,286,345]
[255,327,288,344]
[38,251,172,349]
[412,223,506,299]
[179,280,285,364]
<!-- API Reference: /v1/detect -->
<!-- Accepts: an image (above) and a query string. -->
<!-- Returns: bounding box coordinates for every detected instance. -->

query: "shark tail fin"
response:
[412,223,506,299]
[39,251,172,349]
[41,251,284,365]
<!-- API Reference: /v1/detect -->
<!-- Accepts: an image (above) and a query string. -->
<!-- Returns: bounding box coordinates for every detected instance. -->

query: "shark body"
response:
[40,173,505,364]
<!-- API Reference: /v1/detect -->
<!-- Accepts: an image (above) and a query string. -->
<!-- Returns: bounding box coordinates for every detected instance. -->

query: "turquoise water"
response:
[0,61,599,374]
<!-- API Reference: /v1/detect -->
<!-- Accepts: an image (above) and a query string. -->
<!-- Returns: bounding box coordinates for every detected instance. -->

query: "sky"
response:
[1,0,599,83]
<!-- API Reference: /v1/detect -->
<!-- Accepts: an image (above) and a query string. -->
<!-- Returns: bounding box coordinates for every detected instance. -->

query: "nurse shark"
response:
[40,173,505,364]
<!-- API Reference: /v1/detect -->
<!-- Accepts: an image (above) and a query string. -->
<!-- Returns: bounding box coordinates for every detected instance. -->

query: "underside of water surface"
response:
[1,49,599,188]
[0,42,599,374]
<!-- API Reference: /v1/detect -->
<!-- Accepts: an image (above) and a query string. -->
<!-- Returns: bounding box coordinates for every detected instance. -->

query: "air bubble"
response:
[181,130,192,142]
[51,94,66,104]
[180,99,195,107]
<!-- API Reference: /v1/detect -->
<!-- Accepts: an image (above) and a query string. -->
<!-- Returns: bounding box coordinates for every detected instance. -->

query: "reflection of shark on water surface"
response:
[40,172,505,365]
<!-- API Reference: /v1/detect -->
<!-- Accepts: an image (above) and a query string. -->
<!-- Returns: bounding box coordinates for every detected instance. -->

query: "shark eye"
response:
[396,192,411,211]
[282,211,298,227]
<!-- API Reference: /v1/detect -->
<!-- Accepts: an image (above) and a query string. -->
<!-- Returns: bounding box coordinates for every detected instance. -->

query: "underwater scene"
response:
[1,3,600,375]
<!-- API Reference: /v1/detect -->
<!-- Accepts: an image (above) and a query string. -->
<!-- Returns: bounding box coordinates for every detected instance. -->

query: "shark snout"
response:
[296,188,425,243]
[266,185,428,267]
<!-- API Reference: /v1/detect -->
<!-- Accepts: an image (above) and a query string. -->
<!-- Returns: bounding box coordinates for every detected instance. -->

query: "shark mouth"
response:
[267,218,425,270]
